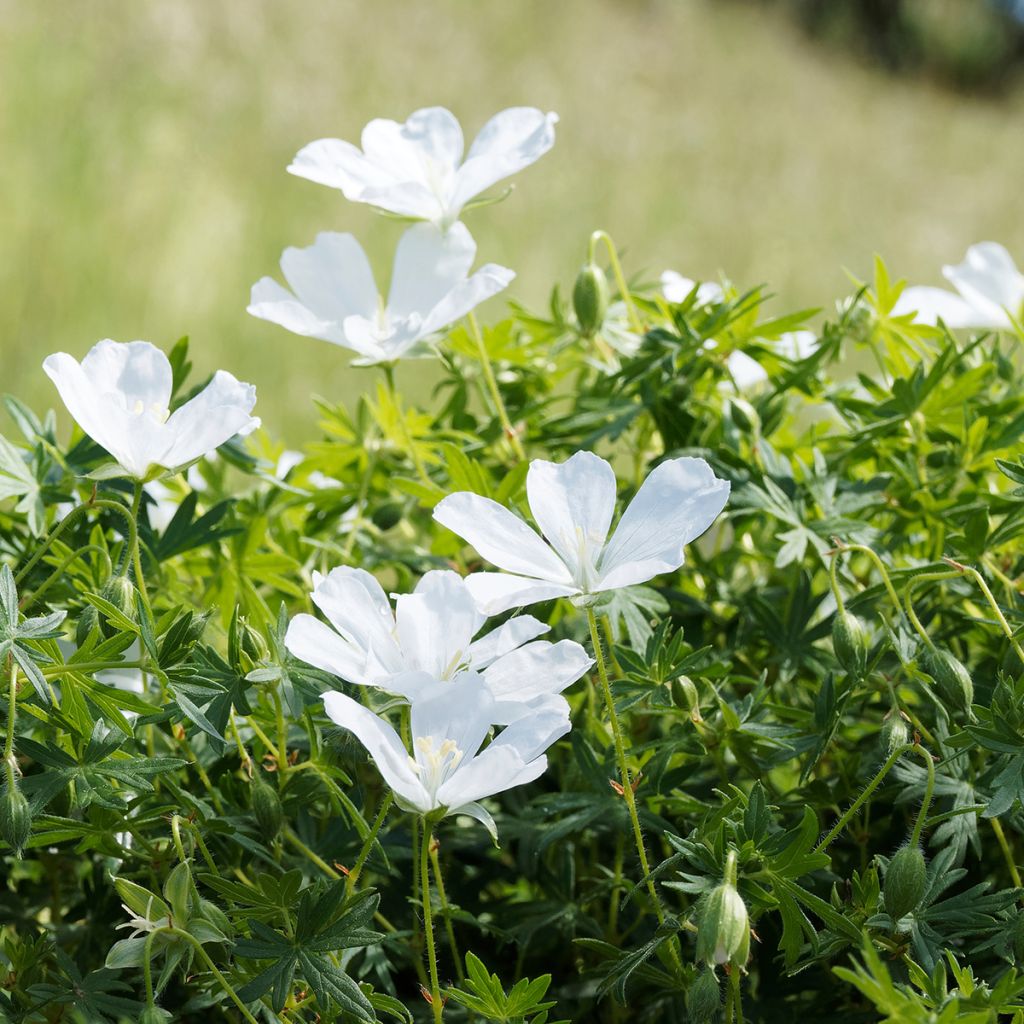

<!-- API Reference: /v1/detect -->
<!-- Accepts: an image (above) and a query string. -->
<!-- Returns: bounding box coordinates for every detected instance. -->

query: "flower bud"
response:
[881,711,910,755]
[163,860,192,925]
[75,604,100,646]
[672,676,703,722]
[573,262,610,338]
[239,620,269,664]
[727,396,760,436]
[832,610,870,678]
[884,844,927,921]
[924,648,973,715]
[1,781,31,856]
[139,1005,173,1024]
[251,776,283,839]
[371,501,404,532]
[102,575,137,620]
[696,853,750,967]
[686,965,721,1021]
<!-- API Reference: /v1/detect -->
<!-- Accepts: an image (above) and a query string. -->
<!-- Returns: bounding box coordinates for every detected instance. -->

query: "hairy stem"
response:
[589,230,642,334]
[429,836,465,984]
[467,311,525,461]
[421,824,444,1023]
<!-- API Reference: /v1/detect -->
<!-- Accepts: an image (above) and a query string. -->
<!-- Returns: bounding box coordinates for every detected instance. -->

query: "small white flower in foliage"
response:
[43,340,259,481]
[892,242,1024,330]
[661,270,724,307]
[433,451,730,615]
[289,106,558,229]
[248,223,513,365]
[286,568,590,722]
[324,675,570,837]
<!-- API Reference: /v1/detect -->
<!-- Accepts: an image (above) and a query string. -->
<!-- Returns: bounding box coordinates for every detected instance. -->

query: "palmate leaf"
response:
[235,885,381,1018]
[167,644,255,742]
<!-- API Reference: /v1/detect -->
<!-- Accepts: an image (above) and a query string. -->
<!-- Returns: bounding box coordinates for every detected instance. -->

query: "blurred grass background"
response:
[2,0,1023,439]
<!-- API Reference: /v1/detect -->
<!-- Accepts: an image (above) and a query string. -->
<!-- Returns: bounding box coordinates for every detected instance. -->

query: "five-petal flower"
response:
[248,222,513,364]
[891,242,1024,330]
[286,568,590,721]
[324,675,569,836]
[43,340,259,481]
[433,451,731,615]
[289,106,558,229]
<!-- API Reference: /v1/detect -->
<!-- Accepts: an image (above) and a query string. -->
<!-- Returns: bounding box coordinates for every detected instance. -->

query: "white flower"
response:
[891,242,1024,329]
[704,331,819,390]
[289,106,558,229]
[324,675,570,835]
[248,223,513,365]
[433,451,731,615]
[286,568,590,722]
[43,340,259,481]
[661,270,725,306]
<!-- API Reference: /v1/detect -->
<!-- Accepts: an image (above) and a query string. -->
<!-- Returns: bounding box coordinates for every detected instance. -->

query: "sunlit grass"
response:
[1,0,1022,436]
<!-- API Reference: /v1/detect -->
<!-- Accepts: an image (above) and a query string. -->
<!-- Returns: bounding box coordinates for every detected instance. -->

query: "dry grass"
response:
[2,0,1022,435]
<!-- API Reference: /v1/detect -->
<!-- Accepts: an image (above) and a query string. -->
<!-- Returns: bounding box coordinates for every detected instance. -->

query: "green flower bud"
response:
[881,711,911,755]
[102,575,137,619]
[1,780,31,856]
[884,844,927,922]
[832,610,870,678]
[239,620,269,664]
[75,603,100,646]
[924,648,973,715]
[197,898,232,938]
[686,965,721,1022]
[371,501,404,532]
[185,610,212,646]
[727,396,760,435]
[696,852,750,967]
[251,776,283,839]
[672,676,703,722]
[139,1005,173,1024]
[573,262,610,338]
[163,860,192,926]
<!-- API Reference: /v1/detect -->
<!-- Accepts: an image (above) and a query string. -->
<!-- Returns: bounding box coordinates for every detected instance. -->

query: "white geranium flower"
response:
[324,675,570,835]
[43,341,259,481]
[892,242,1024,329]
[703,331,819,390]
[248,222,513,365]
[433,451,730,615]
[289,106,558,229]
[286,568,590,722]
[661,270,725,306]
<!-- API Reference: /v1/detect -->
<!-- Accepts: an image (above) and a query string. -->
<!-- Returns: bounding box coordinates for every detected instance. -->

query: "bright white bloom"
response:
[661,270,724,306]
[892,242,1024,329]
[434,451,730,615]
[324,674,570,834]
[289,106,558,229]
[704,331,819,390]
[43,341,259,481]
[249,223,513,365]
[287,568,590,721]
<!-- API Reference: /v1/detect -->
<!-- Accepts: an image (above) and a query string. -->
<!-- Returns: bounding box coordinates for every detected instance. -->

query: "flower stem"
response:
[346,791,393,895]
[380,365,433,485]
[990,817,1023,891]
[586,607,682,978]
[729,967,745,1024]
[467,311,525,461]
[4,658,18,778]
[130,482,154,620]
[429,836,465,984]
[164,926,261,1024]
[589,230,642,334]
[421,824,444,1023]
[943,558,1024,666]
[830,541,905,619]
[903,569,960,648]
[909,747,935,849]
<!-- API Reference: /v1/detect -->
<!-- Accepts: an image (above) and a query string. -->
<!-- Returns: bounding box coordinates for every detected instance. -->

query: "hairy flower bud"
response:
[832,610,870,678]
[672,676,703,722]
[251,776,283,839]
[1,780,31,857]
[881,711,910,755]
[696,852,749,967]
[924,648,973,715]
[884,844,927,922]
[239,620,269,664]
[686,965,721,1021]
[573,262,610,338]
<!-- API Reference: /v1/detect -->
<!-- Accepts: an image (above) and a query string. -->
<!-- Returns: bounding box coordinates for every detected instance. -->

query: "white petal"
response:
[248,277,349,347]
[526,451,617,581]
[450,801,497,841]
[661,270,723,305]
[725,350,768,390]
[285,614,370,685]
[450,108,558,214]
[387,223,477,321]
[467,614,549,670]
[280,233,379,325]
[891,286,994,328]
[410,673,494,759]
[945,242,1024,317]
[776,330,818,360]
[80,340,174,412]
[463,572,579,616]
[323,691,430,812]
[161,370,259,469]
[418,264,514,338]
[288,138,402,196]
[433,492,572,582]
[482,639,592,704]
[396,571,481,678]
[368,106,464,180]
[598,457,730,591]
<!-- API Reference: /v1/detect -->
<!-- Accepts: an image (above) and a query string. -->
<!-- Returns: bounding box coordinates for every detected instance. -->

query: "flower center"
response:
[410,736,464,800]
[130,399,170,424]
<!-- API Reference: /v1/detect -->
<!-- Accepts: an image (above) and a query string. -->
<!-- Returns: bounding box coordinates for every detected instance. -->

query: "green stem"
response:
[381,364,432,485]
[18,544,109,611]
[164,927,261,1024]
[589,230,642,334]
[730,967,745,1024]
[421,824,444,1024]
[586,607,683,978]
[429,836,465,985]
[990,817,1023,891]
[467,311,525,461]
[832,542,904,618]
[170,814,189,863]
[15,497,136,588]
[130,482,154,620]
[908,747,935,849]
[944,558,1024,666]
[815,742,925,854]
[4,658,18,770]
[346,791,393,894]
[903,569,960,648]
[143,929,158,1008]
